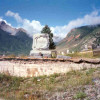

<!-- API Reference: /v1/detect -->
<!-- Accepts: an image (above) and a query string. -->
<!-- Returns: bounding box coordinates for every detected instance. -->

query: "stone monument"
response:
[30,33,51,58]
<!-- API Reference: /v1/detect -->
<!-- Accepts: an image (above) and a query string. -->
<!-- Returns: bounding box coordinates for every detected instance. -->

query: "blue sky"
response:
[0,0,100,37]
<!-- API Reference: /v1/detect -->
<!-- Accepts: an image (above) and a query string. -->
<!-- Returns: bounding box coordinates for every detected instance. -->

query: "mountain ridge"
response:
[57,24,100,53]
[0,21,33,55]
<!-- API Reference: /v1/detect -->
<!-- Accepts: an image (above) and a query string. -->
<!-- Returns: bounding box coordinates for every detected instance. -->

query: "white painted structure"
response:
[30,33,51,56]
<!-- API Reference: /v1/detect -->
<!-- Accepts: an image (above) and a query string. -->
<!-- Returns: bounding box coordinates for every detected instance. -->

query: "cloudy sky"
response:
[0,0,100,38]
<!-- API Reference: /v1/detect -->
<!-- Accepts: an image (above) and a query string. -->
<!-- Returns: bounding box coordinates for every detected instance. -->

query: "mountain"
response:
[0,21,18,35]
[53,36,62,43]
[56,25,100,53]
[0,21,33,55]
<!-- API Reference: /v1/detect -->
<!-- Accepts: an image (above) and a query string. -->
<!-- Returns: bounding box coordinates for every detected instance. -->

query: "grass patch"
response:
[0,67,99,99]
[73,92,87,99]
[66,51,97,58]
[0,74,24,90]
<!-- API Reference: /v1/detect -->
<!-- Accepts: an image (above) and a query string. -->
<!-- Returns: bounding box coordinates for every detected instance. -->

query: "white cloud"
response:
[5,10,43,36]
[22,19,43,36]
[51,10,100,38]
[0,17,3,21]
[5,10,100,40]
[6,11,23,23]
[0,16,3,20]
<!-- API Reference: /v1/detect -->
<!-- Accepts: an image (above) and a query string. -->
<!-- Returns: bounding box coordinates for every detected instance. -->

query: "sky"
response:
[0,0,100,38]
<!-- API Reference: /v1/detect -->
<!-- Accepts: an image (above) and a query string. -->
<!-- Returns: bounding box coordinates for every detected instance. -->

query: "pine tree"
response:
[41,25,56,49]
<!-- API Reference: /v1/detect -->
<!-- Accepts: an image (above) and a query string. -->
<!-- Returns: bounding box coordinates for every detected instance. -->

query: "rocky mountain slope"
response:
[57,25,100,52]
[0,21,32,55]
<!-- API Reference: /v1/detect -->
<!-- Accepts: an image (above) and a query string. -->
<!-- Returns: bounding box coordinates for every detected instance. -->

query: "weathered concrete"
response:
[0,60,100,77]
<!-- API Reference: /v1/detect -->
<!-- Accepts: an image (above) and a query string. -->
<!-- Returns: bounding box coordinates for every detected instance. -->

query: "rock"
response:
[57,55,71,59]
[24,94,29,98]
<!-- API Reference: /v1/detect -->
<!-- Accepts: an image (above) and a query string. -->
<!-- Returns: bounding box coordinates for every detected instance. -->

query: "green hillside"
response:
[57,25,100,52]
[0,29,33,55]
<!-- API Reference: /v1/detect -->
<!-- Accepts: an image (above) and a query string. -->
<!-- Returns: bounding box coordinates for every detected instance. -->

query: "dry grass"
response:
[0,67,99,100]
[66,51,99,58]
[7,54,16,58]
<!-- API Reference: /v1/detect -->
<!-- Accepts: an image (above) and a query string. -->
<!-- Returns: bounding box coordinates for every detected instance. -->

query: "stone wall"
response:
[0,60,100,77]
